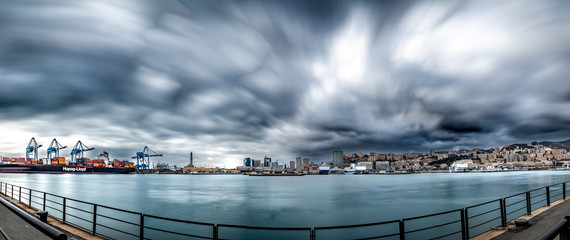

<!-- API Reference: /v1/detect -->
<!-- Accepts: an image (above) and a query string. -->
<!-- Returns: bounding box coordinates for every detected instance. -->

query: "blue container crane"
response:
[25,137,43,161]
[70,140,95,162]
[47,138,67,160]
[132,146,163,172]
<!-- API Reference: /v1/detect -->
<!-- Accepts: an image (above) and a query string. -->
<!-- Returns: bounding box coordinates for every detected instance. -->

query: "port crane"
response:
[98,151,110,165]
[26,137,43,161]
[47,138,67,159]
[132,146,162,172]
[70,140,95,162]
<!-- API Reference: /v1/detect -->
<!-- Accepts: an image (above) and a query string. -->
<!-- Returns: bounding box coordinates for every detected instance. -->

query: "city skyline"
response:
[1,0,569,167]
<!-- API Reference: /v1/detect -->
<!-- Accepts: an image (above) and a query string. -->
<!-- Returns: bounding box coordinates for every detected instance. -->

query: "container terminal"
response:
[0,137,141,174]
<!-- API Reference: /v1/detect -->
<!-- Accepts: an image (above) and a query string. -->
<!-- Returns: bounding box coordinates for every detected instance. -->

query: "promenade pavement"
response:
[0,200,51,240]
[490,197,570,240]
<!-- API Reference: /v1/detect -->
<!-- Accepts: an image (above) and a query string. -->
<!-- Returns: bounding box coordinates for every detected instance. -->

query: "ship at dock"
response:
[0,157,135,174]
[0,138,135,174]
[0,163,134,174]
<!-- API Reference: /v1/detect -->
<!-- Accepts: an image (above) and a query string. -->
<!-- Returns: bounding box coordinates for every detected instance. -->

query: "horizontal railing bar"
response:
[96,213,140,227]
[45,205,63,214]
[66,200,93,207]
[532,199,547,205]
[504,192,526,199]
[531,193,546,199]
[30,200,43,206]
[403,209,460,221]
[506,198,526,207]
[96,223,139,238]
[468,207,500,219]
[45,192,64,199]
[30,195,44,200]
[469,216,501,229]
[66,213,93,224]
[143,225,213,239]
[466,199,500,209]
[217,223,311,231]
[530,187,546,192]
[315,220,400,230]
[144,214,215,227]
[66,205,93,214]
[507,205,527,216]
[45,199,63,206]
[429,230,462,240]
[98,204,141,215]
[405,219,461,234]
[353,232,401,240]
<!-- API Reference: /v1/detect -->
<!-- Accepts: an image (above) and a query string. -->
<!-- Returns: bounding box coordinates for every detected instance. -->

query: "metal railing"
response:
[537,215,570,240]
[0,180,569,240]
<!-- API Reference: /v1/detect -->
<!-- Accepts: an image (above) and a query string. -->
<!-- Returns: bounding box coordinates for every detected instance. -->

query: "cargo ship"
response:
[0,157,135,174]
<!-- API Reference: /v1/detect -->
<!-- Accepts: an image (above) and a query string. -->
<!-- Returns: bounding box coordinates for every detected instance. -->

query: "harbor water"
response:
[0,171,569,239]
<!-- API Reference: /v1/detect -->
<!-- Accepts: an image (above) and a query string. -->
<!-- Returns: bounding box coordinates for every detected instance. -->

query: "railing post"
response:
[464,208,470,240]
[19,187,21,203]
[564,183,567,200]
[500,199,506,226]
[399,220,405,240]
[139,214,144,240]
[310,227,315,240]
[562,215,570,240]
[43,192,46,211]
[460,209,467,240]
[526,191,532,215]
[28,189,32,207]
[93,204,97,235]
[213,224,219,240]
[546,186,551,206]
[63,198,66,224]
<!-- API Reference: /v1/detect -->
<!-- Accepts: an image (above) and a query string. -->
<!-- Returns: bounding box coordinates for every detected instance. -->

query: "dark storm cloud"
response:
[1,0,570,166]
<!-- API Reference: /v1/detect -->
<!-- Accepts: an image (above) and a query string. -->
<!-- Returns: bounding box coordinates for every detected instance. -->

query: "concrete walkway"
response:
[471,197,570,240]
[0,200,51,240]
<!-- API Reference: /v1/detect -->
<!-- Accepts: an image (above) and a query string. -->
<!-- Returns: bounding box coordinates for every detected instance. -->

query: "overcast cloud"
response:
[1,0,569,167]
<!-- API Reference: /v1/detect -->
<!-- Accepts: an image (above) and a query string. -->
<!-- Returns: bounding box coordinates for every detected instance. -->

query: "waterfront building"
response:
[296,157,302,171]
[289,161,295,169]
[333,148,343,168]
[375,161,390,171]
[357,161,373,170]
[263,156,271,167]
[253,159,261,167]
[302,158,309,168]
[243,157,253,167]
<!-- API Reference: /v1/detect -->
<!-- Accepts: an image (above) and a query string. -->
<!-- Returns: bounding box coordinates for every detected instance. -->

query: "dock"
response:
[0,193,103,240]
[472,196,570,240]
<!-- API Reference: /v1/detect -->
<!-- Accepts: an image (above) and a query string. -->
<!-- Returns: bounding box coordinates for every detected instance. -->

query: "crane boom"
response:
[47,138,67,159]
[26,137,43,161]
[70,140,95,162]
[133,146,162,172]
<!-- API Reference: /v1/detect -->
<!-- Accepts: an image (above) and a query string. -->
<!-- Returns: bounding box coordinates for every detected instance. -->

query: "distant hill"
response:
[537,139,570,151]
[504,144,533,150]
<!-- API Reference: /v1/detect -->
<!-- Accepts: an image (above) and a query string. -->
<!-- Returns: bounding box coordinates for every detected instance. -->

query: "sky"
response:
[1,0,569,168]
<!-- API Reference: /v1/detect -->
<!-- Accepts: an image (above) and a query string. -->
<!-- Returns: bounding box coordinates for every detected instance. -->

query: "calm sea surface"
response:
[0,171,569,238]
